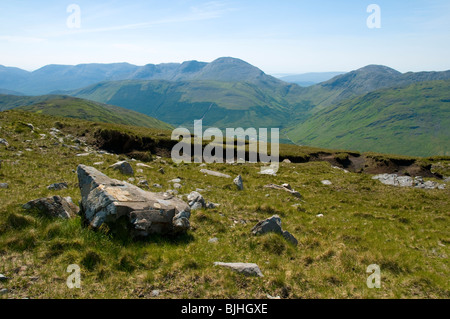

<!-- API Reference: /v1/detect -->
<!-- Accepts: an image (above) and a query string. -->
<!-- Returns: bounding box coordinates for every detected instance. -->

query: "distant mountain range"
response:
[0,57,285,96]
[1,57,449,156]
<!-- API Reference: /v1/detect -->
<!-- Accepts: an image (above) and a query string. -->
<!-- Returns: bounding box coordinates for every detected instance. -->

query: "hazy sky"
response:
[0,0,449,74]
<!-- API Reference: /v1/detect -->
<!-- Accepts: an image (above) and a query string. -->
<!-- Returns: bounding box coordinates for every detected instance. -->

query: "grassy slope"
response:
[71,80,299,129]
[0,111,449,299]
[284,81,450,157]
[1,95,173,130]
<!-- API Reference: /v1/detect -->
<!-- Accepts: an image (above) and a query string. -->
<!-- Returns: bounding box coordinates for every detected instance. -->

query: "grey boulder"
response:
[23,196,79,219]
[251,215,283,235]
[109,161,134,175]
[187,191,206,210]
[77,165,190,236]
[252,215,298,246]
[0,183,8,189]
[234,175,244,190]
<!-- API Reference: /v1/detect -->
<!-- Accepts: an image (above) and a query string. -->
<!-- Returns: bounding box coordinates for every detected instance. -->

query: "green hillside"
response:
[2,95,173,130]
[71,80,302,129]
[284,81,450,157]
[0,110,448,299]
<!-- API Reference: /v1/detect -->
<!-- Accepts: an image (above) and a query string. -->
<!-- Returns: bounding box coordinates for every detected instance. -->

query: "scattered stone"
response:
[321,180,332,185]
[151,290,160,297]
[316,214,324,218]
[264,184,301,198]
[208,237,219,244]
[0,288,8,295]
[252,215,298,246]
[206,202,220,209]
[282,231,299,246]
[158,168,165,174]
[153,183,162,189]
[267,294,281,299]
[0,183,8,189]
[138,180,149,188]
[109,161,134,176]
[200,169,231,178]
[76,153,91,157]
[214,262,264,277]
[372,174,445,189]
[233,175,244,190]
[47,182,68,191]
[265,194,270,197]
[199,163,207,167]
[136,163,152,169]
[26,123,34,131]
[136,169,144,174]
[332,166,349,173]
[169,178,182,183]
[93,162,104,166]
[259,168,277,176]
[77,165,190,236]
[173,183,182,189]
[0,274,9,282]
[251,215,282,235]
[444,177,450,183]
[23,196,79,219]
[187,191,206,210]
[0,138,9,147]
[282,159,292,164]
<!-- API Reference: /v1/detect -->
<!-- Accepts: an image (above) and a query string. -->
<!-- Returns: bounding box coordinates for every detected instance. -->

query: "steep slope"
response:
[1,95,172,130]
[70,79,299,129]
[284,80,450,157]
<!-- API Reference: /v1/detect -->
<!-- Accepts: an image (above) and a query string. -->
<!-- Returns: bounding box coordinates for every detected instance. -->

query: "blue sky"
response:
[0,0,449,73]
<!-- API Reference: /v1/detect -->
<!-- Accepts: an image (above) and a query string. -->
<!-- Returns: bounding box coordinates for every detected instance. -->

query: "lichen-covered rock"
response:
[77,165,190,236]
[23,196,78,219]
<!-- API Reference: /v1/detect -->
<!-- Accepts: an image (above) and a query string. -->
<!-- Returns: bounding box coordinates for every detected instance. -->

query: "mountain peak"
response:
[355,64,402,76]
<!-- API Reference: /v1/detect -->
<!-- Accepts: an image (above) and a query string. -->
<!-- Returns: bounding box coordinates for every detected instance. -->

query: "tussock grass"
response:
[0,111,449,299]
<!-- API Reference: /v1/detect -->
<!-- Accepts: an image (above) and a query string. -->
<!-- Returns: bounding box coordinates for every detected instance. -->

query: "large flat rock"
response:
[77,165,190,236]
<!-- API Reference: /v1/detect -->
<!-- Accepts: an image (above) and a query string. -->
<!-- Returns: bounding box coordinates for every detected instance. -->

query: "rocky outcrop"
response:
[23,196,79,219]
[372,174,446,189]
[214,262,264,277]
[77,165,190,236]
